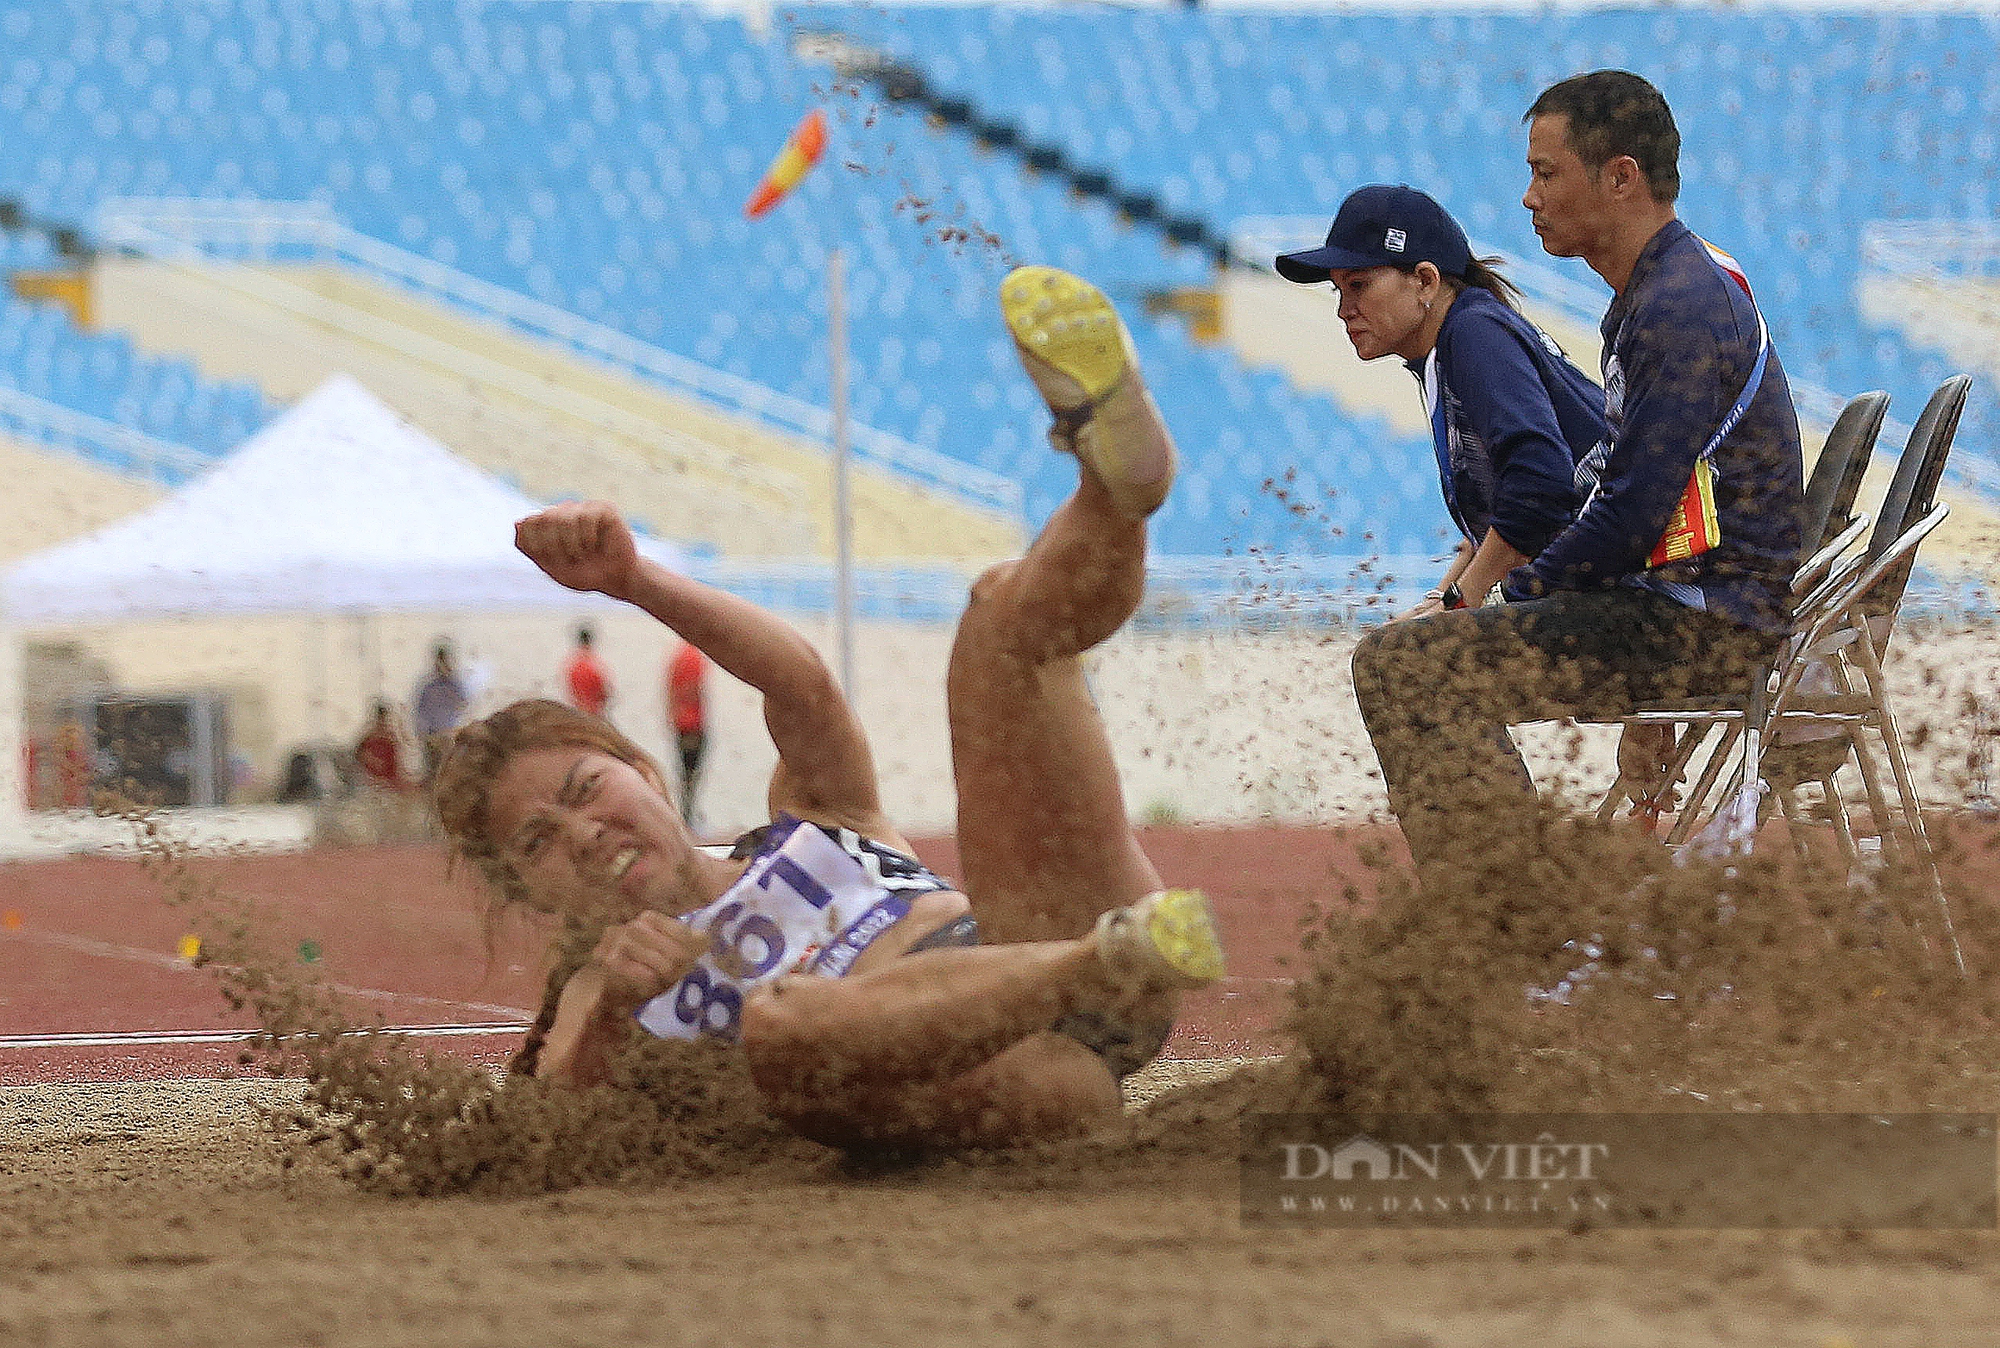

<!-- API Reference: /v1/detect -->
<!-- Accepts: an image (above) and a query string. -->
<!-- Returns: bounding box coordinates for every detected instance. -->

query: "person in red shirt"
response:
[353,700,405,791]
[563,625,613,719]
[666,640,708,819]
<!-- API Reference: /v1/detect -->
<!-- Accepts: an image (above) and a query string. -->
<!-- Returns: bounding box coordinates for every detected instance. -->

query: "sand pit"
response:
[6,1064,2000,1348]
[8,824,2000,1344]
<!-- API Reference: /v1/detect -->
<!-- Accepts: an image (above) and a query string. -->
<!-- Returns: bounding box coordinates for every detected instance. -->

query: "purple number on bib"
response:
[672,966,745,1039]
[703,901,788,980]
[725,914,786,978]
[759,855,834,910]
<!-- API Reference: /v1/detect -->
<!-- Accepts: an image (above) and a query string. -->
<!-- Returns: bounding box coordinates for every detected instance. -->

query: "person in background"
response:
[1276,183,1607,619]
[54,716,92,808]
[564,624,613,719]
[666,639,709,823]
[1348,70,1803,875]
[413,642,470,784]
[353,700,405,791]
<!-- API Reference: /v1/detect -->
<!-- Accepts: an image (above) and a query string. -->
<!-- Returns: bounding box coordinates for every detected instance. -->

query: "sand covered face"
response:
[484,744,696,925]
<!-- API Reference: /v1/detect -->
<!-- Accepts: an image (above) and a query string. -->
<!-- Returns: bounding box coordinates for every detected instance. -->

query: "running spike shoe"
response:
[1000,264,1177,518]
[1094,888,1225,991]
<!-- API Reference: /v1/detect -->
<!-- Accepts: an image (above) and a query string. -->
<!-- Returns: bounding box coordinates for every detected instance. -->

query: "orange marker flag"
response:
[744,108,828,218]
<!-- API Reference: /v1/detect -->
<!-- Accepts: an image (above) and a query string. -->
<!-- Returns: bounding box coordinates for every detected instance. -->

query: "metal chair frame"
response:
[1596,388,1890,827]
[1591,377,1973,973]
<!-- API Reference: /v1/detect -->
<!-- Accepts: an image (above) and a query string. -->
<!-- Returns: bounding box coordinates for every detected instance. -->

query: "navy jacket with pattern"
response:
[1503,220,1805,636]
[1407,285,1607,558]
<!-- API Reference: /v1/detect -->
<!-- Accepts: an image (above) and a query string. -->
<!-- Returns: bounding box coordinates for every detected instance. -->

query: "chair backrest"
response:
[1802,390,1887,551]
[1861,374,1971,617]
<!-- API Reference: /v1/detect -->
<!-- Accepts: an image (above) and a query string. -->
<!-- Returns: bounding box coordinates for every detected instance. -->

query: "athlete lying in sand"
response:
[434,266,1224,1152]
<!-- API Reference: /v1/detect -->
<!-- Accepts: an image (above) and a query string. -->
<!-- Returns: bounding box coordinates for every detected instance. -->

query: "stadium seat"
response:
[0,2,1978,571]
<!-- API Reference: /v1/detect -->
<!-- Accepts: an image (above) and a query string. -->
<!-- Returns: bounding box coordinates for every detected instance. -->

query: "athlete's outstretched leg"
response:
[740,892,1222,1148]
[949,266,1179,946]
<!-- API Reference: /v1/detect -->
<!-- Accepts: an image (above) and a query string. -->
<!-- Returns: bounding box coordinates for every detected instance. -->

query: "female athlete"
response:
[435,266,1223,1152]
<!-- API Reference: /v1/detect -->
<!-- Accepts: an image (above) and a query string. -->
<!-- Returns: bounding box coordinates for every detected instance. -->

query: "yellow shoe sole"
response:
[1000,265,1130,405]
[1144,888,1226,986]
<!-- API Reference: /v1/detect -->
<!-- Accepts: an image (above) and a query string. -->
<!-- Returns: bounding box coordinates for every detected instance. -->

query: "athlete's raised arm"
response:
[514,502,887,833]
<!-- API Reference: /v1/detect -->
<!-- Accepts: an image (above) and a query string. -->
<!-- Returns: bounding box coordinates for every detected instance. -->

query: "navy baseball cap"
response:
[1275,185,1473,284]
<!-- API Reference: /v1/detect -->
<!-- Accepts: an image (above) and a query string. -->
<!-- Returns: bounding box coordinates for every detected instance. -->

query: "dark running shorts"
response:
[902,915,1173,1080]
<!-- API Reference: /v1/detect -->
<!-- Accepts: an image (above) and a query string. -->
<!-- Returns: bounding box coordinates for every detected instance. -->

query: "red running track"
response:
[0,828,1373,1085]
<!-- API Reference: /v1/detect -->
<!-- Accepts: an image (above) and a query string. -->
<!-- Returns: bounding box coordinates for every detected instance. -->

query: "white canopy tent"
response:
[4,373,683,622]
[0,375,685,841]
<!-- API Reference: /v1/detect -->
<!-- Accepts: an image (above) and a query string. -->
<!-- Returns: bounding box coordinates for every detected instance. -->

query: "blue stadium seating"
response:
[0,282,272,470]
[0,193,271,472]
[0,0,1446,558]
[0,2,1986,563]
[805,4,2000,503]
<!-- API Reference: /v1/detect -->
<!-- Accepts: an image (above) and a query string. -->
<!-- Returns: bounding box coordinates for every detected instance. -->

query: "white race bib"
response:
[634,817,914,1042]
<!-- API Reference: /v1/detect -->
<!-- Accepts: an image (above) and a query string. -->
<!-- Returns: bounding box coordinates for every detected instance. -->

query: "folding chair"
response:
[1795,389,1888,590]
[1596,389,1889,828]
[1760,376,1971,969]
[1615,377,1971,971]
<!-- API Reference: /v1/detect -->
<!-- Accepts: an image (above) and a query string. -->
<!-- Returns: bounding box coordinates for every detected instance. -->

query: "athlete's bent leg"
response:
[741,939,1121,1096]
[949,266,1176,946]
[765,1030,1120,1151]
[739,893,1221,1147]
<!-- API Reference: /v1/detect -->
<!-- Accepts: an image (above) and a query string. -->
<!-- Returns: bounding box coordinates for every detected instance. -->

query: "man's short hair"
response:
[1526,70,1680,205]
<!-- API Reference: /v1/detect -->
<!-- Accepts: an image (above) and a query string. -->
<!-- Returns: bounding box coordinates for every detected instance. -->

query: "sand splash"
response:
[1282,795,2000,1117]
[125,810,817,1197]
[124,759,2000,1198]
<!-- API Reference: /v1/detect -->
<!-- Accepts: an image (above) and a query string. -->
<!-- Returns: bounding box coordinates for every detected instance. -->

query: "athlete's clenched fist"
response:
[516,501,642,602]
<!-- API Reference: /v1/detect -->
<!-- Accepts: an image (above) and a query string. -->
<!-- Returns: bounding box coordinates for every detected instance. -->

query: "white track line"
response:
[0,1022,532,1051]
[2,927,533,1019]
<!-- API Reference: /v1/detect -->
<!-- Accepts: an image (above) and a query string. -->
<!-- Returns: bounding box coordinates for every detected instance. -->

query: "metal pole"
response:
[828,245,856,695]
